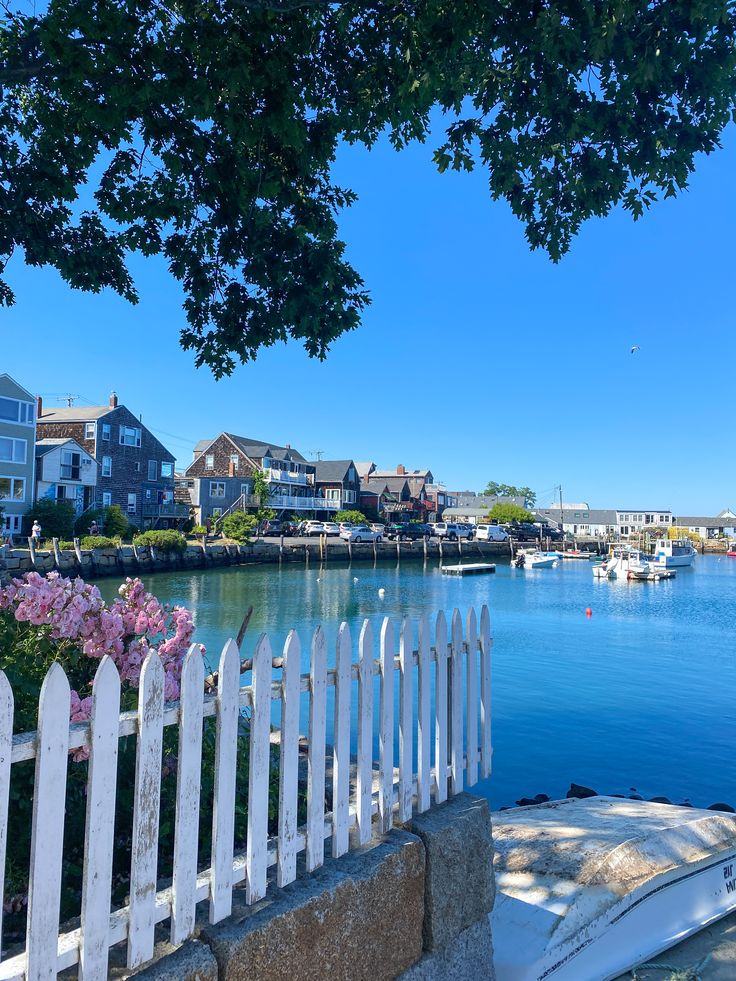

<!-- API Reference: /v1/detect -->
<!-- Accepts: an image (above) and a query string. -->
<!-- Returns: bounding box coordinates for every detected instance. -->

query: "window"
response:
[84,422,95,439]
[60,450,81,481]
[240,483,251,497]
[127,493,137,514]
[205,453,215,469]
[148,460,157,481]
[135,461,141,472]
[161,461,173,478]
[0,437,26,463]
[325,488,340,501]
[55,485,67,502]
[102,491,112,506]
[3,514,21,534]
[344,490,356,504]
[210,481,226,498]
[229,454,239,470]
[0,476,25,501]
[102,423,111,441]
[212,507,222,518]
[119,425,141,447]
[102,456,112,477]
[0,397,34,425]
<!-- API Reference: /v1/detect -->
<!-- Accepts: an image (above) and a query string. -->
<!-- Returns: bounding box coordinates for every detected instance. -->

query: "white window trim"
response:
[119,425,142,447]
[0,475,26,502]
[161,461,173,478]
[101,456,112,477]
[148,460,157,480]
[0,396,35,426]
[101,423,111,441]
[210,481,226,498]
[0,437,27,464]
[102,491,112,506]
[205,454,215,469]
[127,493,137,514]
[84,422,95,439]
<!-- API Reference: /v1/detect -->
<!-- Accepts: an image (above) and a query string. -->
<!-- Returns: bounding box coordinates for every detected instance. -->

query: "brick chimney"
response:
[397,464,406,475]
[36,395,42,418]
[109,391,118,408]
[228,460,236,477]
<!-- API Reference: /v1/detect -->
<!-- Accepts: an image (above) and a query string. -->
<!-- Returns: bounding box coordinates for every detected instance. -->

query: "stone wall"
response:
[0,538,512,582]
[122,794,495,981]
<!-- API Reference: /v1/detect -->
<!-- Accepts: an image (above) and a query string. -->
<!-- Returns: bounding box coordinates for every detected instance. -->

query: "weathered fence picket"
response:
[0,605,492,980]
[277,631,300,886]
[127,653,164,969]
[171,647,204,945]
[379,618,395,834]
[26,664,70,980]
[80,656,121,980]
[306,627,327,873]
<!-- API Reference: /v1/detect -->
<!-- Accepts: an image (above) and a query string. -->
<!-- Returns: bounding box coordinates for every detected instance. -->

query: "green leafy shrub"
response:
[133,529,187,553]
[222,511,257,542]
[74,504,130,539]
[192,524,207,536]
[27,499,75,539]
[335,509,367,524]
[80,535,120,550]
[58,540,74,550]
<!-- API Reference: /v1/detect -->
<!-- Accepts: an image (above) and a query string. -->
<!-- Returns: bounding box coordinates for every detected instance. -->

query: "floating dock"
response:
[629,568,677,581]
[441,563,496,576]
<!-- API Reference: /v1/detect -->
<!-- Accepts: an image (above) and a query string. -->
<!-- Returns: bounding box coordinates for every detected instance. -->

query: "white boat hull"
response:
[651,553,695,569]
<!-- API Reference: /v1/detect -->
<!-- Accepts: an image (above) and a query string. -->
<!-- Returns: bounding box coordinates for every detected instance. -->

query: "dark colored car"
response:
[540,525,564,541]
[506,522,541,540]
[385,522,432,541]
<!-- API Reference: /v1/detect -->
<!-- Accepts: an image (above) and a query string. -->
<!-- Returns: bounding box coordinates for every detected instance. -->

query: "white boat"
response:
[649,538,696,568]
[514,549,558,569]
[592,546,651,580]
[491,796,736,981]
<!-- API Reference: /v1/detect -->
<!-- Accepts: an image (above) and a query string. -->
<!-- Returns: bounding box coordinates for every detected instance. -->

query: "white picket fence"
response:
[0,606,492,980]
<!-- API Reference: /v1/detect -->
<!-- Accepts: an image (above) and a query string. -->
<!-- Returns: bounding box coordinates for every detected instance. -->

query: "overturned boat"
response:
[491,796,736,981]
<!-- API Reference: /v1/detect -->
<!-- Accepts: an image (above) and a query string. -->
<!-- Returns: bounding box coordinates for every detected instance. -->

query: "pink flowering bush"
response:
[0,572,204,737]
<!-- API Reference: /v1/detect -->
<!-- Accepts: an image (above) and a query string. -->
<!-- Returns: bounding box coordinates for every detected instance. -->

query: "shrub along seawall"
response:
[0,537,511,581]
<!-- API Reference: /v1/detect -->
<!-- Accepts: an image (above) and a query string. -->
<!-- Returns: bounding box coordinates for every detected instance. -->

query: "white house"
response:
[615,510,673,537]
[537,507,618,537]
[35,438,98,516]
[673,510,736,539]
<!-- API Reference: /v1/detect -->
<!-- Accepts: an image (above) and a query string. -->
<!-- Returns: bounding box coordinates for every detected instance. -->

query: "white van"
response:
[475,524,509,542]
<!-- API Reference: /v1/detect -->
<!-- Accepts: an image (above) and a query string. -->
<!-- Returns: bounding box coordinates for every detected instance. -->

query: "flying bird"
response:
[630,345,640,354]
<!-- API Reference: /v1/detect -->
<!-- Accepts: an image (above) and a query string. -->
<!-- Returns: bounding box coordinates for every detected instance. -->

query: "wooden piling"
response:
[73,537,83,567]
[27,536,38,567]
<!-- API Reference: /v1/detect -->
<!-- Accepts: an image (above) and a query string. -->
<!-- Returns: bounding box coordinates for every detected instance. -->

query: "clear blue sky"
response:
[4,123,735,513]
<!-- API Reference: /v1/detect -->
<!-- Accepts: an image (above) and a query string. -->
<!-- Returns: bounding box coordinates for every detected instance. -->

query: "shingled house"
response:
[184,433,323,523]
[312,460,361,514]
[35,393,182,528]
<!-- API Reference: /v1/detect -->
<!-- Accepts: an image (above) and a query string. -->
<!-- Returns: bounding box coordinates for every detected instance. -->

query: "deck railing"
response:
[0,606,491,980]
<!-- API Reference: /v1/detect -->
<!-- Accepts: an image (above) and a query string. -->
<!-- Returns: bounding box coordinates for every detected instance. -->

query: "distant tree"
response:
[483,482,537,507]
[488,502,536,525]
[335,510,367,524]
[1,2,735,374]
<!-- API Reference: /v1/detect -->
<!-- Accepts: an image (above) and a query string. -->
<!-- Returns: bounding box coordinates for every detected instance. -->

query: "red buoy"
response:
[585,607,592,618]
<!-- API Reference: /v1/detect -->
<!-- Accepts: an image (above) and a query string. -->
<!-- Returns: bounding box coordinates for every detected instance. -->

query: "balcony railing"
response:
[142,503,190,518]
[267,467,311,486]
[270,494,339,511]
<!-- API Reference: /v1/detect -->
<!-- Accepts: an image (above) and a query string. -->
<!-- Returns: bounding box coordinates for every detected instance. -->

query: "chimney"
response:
[110,391,118,408]
[228,460,235,477]
[397,464,406,475]
[36,395,42,418]
[285,443,291,449]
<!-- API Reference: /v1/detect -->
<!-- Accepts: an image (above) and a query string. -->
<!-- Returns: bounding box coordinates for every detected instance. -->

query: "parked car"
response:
[322,522,340,537]
[385,522,431,541]
[540,525,564,541]
[475,524,509,542]
[338,521,355,532]
[303,521,327,536]
[505,522,540,540]
[340,525,382,543]
[370,523,386,535]
[433,522,472,541]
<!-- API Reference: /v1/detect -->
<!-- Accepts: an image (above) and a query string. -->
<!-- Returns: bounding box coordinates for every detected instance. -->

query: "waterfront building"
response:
[444,494,527,524]
[424,484,458,522]
[615,509,673,536]
[0,373,36,539]
[311,460,361,513]
[35,393,181,528]
[537,507,618,537]
[35,438,98,516]
[673,510,736,539]
[185,432,333,523]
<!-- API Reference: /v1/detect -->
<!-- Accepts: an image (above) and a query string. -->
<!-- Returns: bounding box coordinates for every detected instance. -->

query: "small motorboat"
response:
[727,548,736,558]
[492,796,736,981]
[649,538,696,569]
[593,546,653,580]
[514,549,558,570]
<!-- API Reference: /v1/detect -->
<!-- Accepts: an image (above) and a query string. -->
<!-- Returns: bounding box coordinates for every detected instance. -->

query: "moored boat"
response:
[649,538,696,568]
[514,549,558,569]
[593,546,653,580]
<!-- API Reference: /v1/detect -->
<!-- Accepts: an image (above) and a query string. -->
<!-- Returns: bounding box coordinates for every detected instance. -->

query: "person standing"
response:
[31,519,42,546]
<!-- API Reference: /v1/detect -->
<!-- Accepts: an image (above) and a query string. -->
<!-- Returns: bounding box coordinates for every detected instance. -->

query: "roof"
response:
[194,433,308,465]
[455,493,526,509]
[442,505,495,518]
[537,507,618,525]
[545,502,590,510]
[0,373,35,402]
[38,405,111,422]
[312,460,354,483]
[370,468,433,481]
[674,515,736,528]
[362,475,410,495]
[35,437,79,457]
[355,461,376,478]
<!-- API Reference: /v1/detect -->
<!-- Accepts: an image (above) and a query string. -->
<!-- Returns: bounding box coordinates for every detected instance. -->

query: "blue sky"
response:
[4,123,735,513]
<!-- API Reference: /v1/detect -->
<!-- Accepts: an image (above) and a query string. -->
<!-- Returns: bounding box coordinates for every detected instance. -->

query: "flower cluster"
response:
[0,572,204,734]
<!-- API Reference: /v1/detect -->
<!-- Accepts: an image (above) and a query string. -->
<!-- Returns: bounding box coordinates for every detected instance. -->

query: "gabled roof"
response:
[38,405,111,422]
[312,460,355,483]
[193,432,308,465]
[537,507,618,525]
[36,437,77,457]
[0,373,35,402]
[675,515,736,528]
[362,475,410,496]
[354,461,375,478]
[455,493,526,509]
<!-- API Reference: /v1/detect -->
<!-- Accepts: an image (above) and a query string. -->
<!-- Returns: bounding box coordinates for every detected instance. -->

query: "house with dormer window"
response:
[0,373,37,539]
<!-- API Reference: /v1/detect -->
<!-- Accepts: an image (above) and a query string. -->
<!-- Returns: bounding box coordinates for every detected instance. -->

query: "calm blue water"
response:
[96,555,736,809]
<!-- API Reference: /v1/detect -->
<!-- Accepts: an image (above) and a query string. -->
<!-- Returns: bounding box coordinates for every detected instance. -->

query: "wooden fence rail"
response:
[0,606,492,981]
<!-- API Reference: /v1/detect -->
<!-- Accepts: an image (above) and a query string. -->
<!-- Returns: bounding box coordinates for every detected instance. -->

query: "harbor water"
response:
[97,555,736,809]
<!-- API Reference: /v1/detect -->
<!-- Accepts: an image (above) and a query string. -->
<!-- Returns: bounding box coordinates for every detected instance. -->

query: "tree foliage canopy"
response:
[1,0,735,375]
[483,481,537,506]
[488,502,536,524]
